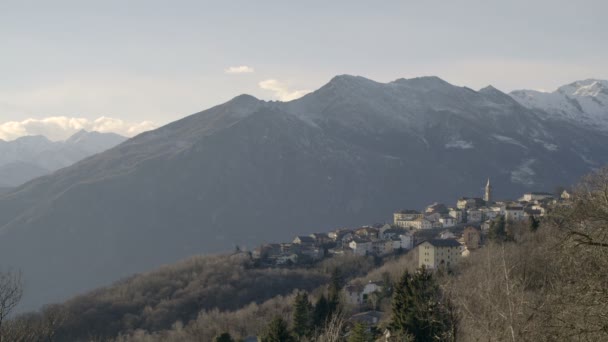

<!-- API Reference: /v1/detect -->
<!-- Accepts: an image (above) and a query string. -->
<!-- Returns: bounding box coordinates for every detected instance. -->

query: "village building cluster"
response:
[250,179,572,331]
[252,179,570,270]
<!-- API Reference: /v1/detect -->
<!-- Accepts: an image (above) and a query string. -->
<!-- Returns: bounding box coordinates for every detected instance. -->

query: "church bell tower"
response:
[484,178,492,203]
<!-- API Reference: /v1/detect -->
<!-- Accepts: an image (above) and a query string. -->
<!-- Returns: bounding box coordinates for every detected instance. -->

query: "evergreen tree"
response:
[313,294,329,327]
[327,268,343,319]
[292,292,312,338]
[390,267,456,341]
[215,332,235,342]
[488,215,507,242]
[348,322,371,342]
[529,215,540,232]
[260,316,293,342]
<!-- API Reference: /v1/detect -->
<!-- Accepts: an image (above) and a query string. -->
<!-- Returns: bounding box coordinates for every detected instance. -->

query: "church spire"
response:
[484,178,492,203]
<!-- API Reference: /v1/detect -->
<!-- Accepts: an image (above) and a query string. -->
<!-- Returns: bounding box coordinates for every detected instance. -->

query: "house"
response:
[504,205,525,221]
[299,245,325,260]
[466,208,483,222]
[439,230,456,239]
[418,239,462,269]
[372,240,393,255]
[344,284,365,305]
[349,237,373,256]
[561,190,572,200]
[462,226,481,249]
[425,202,448,214]
[529,202,549,215]
[448,208,463,223]
[439,215,456,227]
[356,226,379,239]
[425,212,442,222]
[379,226,404,239]
[402,217,432,230]
[398,233,414,250]
[394,209,423,225]
[340,232,355,245]
[362,281,383,297]
[328,228,351,241]
[343,281,383,307]
[481,206,501,221]
[520,192,554,202]
[457,197,485,210]
[349,311,384,325]
[293,236,315,245]
[276,253,298,265]
[309,233,331,245]
[431,221,443,229]
[524,208,542,218]
[481,219,492,232]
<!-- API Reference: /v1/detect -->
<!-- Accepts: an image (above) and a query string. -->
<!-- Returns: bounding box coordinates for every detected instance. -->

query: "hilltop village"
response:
[252,179,568,268]
[249,180,572,328]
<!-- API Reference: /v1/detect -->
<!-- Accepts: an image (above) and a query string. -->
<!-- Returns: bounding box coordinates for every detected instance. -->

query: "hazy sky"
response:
[1,0,606,140]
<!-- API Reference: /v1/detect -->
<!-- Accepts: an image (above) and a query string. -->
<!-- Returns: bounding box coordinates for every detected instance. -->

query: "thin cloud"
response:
[0,116,157,141]
[258,79,310,101]
[225,65,255,74]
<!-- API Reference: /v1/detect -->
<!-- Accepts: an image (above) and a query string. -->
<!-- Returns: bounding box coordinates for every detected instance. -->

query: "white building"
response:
[398,233,414,250]
[505,205,525,221]
[404,217,432,230]
[467,209,483,222]
[439,216,456,227]
[349,238,373,256]
[448,208,463,223]
[418,239,462,269]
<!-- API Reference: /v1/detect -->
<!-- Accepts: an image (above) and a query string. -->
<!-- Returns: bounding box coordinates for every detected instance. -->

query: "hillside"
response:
[2,75,608,311]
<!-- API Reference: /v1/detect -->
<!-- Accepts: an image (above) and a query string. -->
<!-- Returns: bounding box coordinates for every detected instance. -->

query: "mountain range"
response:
[0,130,126,187]
[1,75,608,311]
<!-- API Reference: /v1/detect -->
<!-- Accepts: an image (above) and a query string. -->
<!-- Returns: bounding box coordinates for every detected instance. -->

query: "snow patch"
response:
[580,154,596,166]
[511,159,536,185]
[533,139,558,151]
[492,135,527,149]
[445,140,474,149]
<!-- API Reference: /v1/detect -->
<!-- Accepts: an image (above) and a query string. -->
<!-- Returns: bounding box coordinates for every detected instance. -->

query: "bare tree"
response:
[0,270,23,342]
[314,312,346,342]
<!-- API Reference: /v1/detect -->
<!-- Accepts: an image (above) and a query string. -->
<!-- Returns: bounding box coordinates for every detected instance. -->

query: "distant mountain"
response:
[2,75,608,311]
[510,79,608,131]
[0,130,126,187]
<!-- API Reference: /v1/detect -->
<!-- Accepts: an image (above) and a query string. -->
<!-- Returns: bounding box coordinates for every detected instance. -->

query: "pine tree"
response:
[215,332,235,342]
[260,316,293,342]
[488,215,507,242]
[529,215,540,232]
[313,294,329,327]
[390,267,456,341]
[292,292,312,338]
[348,322,371,342]
[327,268,343,319]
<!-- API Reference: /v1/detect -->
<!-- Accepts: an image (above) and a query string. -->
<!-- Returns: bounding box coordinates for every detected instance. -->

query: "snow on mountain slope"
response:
[510,79,608,130]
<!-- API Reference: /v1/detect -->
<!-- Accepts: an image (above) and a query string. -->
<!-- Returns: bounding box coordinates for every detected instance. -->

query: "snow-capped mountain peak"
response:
[510,79,608,131]
[558,79,608,97]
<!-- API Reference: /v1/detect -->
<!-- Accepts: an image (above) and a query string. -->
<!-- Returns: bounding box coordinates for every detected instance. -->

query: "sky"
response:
[1,0,607,140]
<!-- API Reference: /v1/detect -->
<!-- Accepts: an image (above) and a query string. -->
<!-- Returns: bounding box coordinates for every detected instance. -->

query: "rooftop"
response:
[421,239,462,248]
